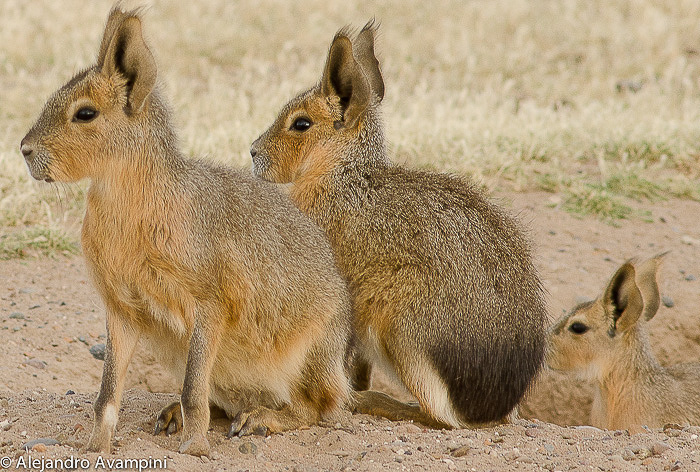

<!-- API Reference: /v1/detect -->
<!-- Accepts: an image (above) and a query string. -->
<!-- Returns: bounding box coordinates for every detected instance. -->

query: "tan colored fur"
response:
[548,254,700,429]
[20,6,351,456]
[251,24,548,427]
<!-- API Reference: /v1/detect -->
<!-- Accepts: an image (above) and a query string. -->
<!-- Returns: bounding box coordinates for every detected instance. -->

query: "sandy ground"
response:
[1,191,700,471]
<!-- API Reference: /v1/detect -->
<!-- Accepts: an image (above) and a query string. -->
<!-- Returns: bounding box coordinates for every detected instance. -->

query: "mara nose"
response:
[250,147,257,158]
[20,142,34,159]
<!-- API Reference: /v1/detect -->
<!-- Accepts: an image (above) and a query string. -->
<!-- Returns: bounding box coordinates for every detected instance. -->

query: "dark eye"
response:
[290,117,312,132]
[569,322,589,335]
[73,107,98,123]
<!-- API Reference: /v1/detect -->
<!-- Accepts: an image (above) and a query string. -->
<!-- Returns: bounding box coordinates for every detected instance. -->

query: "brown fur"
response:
[548,254,700,429]
[20,7,351,456]
[250,23,548,427]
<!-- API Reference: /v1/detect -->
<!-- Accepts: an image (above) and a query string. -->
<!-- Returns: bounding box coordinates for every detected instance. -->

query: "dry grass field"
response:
[2,0,700,256]
[2,1,700,470]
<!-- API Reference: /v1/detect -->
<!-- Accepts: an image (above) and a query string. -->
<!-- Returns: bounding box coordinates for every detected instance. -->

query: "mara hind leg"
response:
[229,346,350,437]
[227,382,347,438]
[351,390,451,429]
[351,342,470,429]
[227,401,319,437]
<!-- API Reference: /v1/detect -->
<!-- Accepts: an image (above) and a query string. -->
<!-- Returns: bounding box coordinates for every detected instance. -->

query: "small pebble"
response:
[22,438,59,450]
[89,344,106,361]
[24,359,46,370]
[681,235,700,246]
[620,448,636,461]
[210,451,221,461]
[451,445,471,457]
[651,442,671,456]
[635,447,652,460]
[573,425,603,433]
[238,441,257,455]
[66,390,75,395]
[9,312,25,320]
[685,274,696,281]
[662,295,675,308]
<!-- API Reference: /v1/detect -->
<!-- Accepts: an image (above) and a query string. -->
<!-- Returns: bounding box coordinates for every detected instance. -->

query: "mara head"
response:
[250,21,385,184]
[20,7,158,183]
[546,254,665,377]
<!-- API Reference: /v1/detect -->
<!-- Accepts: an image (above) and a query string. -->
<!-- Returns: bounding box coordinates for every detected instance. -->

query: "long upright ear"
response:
[354,20,385,101]
[321,32,371,129]
[635,252,667,321]
[99,12,157,114]
[603,262,644,336]
[97,6,130,68]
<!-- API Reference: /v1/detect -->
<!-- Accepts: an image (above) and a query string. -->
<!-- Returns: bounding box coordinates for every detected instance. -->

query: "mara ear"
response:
[97,6,130,68]
[635,252,667,321]
[321,31,371,129]
[354,20,385,101]
[98,11,156,114]
[603,262,644,336]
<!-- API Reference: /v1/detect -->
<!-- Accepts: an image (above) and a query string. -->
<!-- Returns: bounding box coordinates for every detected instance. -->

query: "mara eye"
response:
[73,107,99,123]
[569,322,589,335]
[290,117,312,132]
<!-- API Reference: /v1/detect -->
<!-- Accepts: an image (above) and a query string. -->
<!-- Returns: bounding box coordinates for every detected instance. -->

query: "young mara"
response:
[548,254,700,429]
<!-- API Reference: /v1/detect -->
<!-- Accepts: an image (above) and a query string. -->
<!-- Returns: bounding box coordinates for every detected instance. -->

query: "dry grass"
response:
[3,0,700,256]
